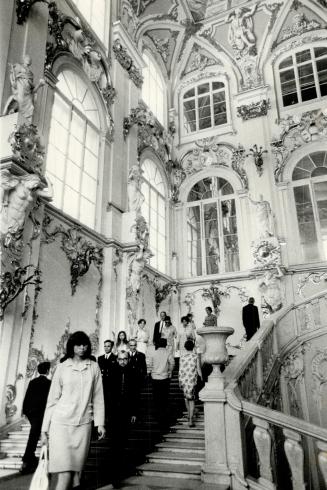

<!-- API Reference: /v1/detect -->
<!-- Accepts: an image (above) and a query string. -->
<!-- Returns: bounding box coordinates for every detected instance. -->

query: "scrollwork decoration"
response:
[42,216,103,295]
[113,39,143,88]
[201,281,248,316]
[151,276,178,313]
[0,265,42,321]
[231,144,248,189]
[16,0,47,25]
[237,100,271,121]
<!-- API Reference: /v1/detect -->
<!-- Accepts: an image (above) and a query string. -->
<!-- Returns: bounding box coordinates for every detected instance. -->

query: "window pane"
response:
[80,197,95,229]
[188,178,213,201]
[280,69,298,106]
[296,49,311,64]
[52,94,70,128]
[212,81,224,90]
[279,56,293,69]
[294,185,319,261]
[317,58,327,96]
[315,47,327,58]
[204,203,219,275]
[71,112,85,142]
[68,137,84,166]
[314,181,327,260]
[47,145,65,180]
[187,206,202,277]
[85,125,99,154]
[63,187,79,219]
[65,161,81,191]
[221,200,239,272]
[198,83,209,95]
[84,149,98,178]
[81,173,97,202]
[184,88,195,98]
[298,63,317,101]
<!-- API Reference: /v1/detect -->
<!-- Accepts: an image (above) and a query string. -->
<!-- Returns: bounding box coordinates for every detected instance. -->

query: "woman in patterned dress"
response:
[135,319,149,355]
[178,339,202,427]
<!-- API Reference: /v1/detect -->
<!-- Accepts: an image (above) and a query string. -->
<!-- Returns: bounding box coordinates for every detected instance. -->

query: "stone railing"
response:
[199,290,327,488]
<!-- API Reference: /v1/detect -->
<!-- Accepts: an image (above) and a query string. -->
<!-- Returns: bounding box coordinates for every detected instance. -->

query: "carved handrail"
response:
[214,289,327,489]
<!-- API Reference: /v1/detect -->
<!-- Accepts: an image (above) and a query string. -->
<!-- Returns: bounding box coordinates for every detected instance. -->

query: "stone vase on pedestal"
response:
[197,325,234,485]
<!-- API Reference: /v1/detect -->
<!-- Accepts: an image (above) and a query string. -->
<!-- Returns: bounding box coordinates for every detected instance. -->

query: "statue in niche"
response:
[1,171,53,247]
[128,245,152,295]
[83,46,105,85]
[249,194,275,240]
[258,266,284,314]
[127,164,145,214]
[9,55,45,123]
[227,5,257,59]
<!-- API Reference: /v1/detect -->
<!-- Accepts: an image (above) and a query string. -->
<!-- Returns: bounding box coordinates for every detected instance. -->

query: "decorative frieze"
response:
[280,13,321,42]
[113,39,143,88]
[237,99,270,121]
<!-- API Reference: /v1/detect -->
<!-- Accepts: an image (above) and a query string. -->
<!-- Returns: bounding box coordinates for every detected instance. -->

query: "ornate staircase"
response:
[0,421,39,471]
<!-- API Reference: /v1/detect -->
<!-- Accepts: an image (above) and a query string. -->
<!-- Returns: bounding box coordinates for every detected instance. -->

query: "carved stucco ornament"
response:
[8,124,45,173]
[15,0,47,24]
[237,99,271,121]
[0,265,42,321]
[280,13,321,43]
[42,216,104,295]
[113,39,143,88]
[312,348,327,411]
[296,271,327,297]
[271,108,327,183]
[281,345,306,416]
[258,266,284,317]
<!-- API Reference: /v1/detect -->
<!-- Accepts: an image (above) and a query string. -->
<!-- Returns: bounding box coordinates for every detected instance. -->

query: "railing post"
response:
[283,428,305,490]
[252,417,275,489]
[256,346,264,394]
[317,441,327,486]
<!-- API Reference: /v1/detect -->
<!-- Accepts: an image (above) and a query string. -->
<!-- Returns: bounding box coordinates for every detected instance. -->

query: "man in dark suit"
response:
[242,297,260,341]
[21,361,51,474]
[110,351,138,487]
[153,311,167,349]
[128,339,147,395]
[98,340,116,425]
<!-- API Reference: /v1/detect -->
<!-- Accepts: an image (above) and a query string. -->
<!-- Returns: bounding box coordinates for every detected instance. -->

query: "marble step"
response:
[156,440,205,451]
[164,432,204,440]
[137,461,202,480]
[169,428,204,436]
[115,475,229,489]
[0,457,22,469]
[147,450,204,465]
[2,447,40,457]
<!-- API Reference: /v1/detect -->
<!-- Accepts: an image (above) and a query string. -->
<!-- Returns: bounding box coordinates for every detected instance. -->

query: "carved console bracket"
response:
[0,265,42,321]
[113,39,143,88]
[247,144,268,177]
[231,145,249,190]
[42,215,103,295]
[237,99,271,121]
[150,276,178,314]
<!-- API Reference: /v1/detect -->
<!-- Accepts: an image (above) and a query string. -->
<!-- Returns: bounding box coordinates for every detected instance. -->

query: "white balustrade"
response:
[283,428,305,490]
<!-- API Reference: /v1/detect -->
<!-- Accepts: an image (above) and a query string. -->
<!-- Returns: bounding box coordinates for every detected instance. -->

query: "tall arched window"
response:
[141,159,167,273]
[73,0,107,45]
[186,176,239,277]
[46,69,101,229]
[278,46,327,107]
[142,53,165,125]
[292,151,327,262]
[182,80,227,134]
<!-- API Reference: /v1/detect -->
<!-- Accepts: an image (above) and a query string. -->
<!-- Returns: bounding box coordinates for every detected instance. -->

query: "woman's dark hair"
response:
[65,331,92,359]
[181,316,189,323]
[184,339,195,351]
[116,330,128,346]
[138,318,146,325]
[205,306,213,313]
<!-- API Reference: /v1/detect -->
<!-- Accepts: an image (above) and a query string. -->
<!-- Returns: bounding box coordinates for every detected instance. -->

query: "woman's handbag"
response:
[29,445,49,490]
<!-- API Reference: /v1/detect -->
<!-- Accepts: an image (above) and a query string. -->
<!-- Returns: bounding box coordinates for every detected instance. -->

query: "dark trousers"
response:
[23,416,42,464]
[152,378,170,429]
[245,327,257,341]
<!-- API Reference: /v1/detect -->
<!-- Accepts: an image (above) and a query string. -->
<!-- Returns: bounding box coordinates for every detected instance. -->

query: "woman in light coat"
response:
[41,331,105,490]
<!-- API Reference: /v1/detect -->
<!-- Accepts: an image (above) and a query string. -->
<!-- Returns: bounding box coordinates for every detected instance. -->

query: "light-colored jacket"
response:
[148,348,175,380]
[41,358,104,431]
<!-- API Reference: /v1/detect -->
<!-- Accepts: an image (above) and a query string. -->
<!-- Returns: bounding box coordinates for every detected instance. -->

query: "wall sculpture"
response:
[0,170,52,255]
[8,124,45,173]
[113,38,143,88]
[247,145,268,177]
[282,345,306,417]
[8,55,45,123]
[248,194,275,240]
[312,348,327,421]
[271,109,327,183]
[42,216,104,295]
[258,266,284,316]
[226,5,257,60]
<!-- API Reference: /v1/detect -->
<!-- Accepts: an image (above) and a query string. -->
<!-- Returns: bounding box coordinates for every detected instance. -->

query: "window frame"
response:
[276,43,327,112]
[179,76,232,144]
[291,151,327,263]
[185,176,240,278]
[140,156,168,274]
[46,68,103,230]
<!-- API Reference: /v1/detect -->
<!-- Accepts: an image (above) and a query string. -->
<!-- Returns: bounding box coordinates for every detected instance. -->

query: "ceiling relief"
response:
[186,0,209,22]
[146,29,180,75]
[132,0,177,20]
[273,3,324,49]
[181,42,222,78]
